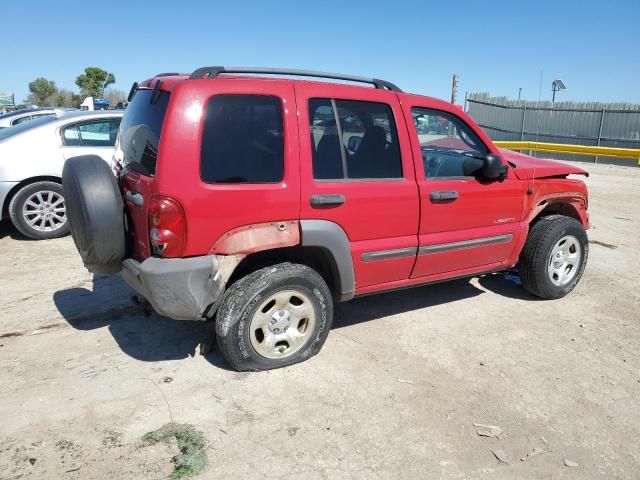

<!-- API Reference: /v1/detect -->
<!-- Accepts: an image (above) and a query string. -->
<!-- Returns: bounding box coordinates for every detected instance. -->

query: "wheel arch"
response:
[225,220,355,302]
[2,175,62,219]
[528,197,588,229]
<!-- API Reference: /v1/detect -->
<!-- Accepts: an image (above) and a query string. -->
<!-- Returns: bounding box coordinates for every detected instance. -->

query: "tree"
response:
[28,77,58,106]
[104,88,127,108]
[51,89,83,108]
[75,67,116,98]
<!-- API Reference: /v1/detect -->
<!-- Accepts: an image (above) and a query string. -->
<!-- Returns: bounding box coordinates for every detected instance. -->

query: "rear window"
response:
[200,95,284,183]
[119,89,170,176]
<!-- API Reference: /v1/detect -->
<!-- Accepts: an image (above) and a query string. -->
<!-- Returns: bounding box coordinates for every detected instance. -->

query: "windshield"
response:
[0,116,58,142]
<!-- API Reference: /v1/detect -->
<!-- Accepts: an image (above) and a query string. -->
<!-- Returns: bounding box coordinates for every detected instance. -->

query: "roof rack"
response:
[188,66,402,92]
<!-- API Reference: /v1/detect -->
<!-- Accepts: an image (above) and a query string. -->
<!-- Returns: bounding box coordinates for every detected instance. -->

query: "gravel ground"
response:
[0,161,639,479]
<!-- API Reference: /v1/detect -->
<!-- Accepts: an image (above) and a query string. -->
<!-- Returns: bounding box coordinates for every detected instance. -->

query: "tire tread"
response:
[519,214,588,299]
[215,262,332,371]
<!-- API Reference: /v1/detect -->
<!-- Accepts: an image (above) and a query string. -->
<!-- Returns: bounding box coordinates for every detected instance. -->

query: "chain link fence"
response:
[466,93,640,166]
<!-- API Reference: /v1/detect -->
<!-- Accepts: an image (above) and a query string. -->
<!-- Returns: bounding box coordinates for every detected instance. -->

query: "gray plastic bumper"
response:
[121,255,224,320]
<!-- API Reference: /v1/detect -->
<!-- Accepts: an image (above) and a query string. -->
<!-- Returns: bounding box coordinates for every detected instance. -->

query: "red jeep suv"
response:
[62,67,590,371]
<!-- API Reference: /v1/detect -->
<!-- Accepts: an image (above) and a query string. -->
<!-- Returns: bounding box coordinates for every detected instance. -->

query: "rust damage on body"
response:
[526,193,589,228]
[210,220,300,255]
[210,221,301,284]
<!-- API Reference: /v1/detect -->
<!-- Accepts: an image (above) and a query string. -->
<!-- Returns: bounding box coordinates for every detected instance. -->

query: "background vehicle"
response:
[0,107,72,129]
[62,67,590,371]
[0,110,122,239]
[80,97,110,111]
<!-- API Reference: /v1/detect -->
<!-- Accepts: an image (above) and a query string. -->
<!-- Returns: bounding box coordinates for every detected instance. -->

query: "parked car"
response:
[62,67,590,371]
[0,110,122,239]
[0,107,72,129]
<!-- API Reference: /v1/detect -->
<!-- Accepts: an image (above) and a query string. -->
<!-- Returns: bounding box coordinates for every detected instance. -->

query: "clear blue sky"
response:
[2,0,639,104]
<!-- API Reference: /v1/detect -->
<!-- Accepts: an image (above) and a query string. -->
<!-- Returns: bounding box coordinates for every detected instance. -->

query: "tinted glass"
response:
[412,107,488,178]
[309,98,402,180]
[118,89,170,176]
[201,95,284,183]
[309,99,343,179]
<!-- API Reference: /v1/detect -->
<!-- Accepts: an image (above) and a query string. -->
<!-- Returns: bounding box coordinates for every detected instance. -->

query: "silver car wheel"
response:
[22,190,67,233]
[249,289,317,359]
[547,235,581,286]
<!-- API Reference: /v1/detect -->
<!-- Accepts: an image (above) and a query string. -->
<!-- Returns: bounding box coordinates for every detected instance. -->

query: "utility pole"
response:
[451,74,459,104]
[518,88,522,100]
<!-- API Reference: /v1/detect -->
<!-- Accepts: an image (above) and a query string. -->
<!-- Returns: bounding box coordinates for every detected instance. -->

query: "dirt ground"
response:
[1,161,639,479]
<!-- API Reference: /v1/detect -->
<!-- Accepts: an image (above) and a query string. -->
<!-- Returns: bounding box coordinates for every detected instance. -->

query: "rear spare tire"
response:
[62,155,125,274]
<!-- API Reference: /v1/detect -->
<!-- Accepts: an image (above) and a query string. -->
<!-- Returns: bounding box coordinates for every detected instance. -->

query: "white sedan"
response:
[0,110,123,239]
[0,107,71,129]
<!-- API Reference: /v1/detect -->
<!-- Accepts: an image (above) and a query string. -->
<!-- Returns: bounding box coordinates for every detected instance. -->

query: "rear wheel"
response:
[9,181,69,240]
[519,215,588,299]
[215,262,333,371]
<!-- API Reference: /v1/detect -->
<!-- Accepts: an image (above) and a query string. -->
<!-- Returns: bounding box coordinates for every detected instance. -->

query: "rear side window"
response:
[119,89,170,176]
[200,95,284,183]
[309,98,402,180]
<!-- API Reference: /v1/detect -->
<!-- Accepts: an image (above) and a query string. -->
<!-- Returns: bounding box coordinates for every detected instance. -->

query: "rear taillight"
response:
[148,196,186,257]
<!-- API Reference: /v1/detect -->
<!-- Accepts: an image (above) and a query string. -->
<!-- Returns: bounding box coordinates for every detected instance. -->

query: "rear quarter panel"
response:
[154,78,301,257]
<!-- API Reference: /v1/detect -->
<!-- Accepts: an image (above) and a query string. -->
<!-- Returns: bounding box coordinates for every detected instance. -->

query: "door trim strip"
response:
[361,247,418,262]
[418,234,513,255]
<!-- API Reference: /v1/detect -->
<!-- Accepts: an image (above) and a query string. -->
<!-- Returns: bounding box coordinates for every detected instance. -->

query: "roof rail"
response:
[154,72,183,77]
[188,66,402,92]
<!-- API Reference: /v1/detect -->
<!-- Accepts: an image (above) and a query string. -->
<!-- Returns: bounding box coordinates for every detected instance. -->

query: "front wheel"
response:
[8,181,69,240]
[519,215,588,299]
[215,263,333,371]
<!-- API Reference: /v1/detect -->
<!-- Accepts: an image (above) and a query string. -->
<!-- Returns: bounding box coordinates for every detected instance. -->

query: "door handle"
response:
[430,191,459,202]
[125,190,144,207]
[310,194,345,208]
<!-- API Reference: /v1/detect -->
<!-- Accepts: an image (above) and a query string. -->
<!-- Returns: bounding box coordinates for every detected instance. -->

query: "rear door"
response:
[117,88,170,258]
[402,101,524,278]
[295,83,420,289]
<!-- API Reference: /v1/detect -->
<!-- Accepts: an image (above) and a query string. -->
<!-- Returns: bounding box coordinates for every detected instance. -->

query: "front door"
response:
[295,83,420,289]
[403,103,524,278]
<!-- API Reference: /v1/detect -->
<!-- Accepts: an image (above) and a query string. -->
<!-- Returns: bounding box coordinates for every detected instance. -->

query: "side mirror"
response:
[481,154,508,179]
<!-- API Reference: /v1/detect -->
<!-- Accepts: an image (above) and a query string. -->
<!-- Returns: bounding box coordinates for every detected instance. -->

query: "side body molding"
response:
[300,220,355,302]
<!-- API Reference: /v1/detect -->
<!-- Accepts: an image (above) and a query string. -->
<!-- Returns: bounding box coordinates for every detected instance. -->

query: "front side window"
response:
[412,108,488,178]
[62,119,121,147]
[309,98,402,180]
[200,95,284,183]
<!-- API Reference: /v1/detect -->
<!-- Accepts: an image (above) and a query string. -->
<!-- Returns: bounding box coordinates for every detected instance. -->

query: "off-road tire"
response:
[62,155,125,274]
[519,214,588,299]
[9,181,70,240]
[215,262,333,371]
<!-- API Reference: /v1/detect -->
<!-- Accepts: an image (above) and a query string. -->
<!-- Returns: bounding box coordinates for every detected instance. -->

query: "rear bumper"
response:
[121,255,224,320]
